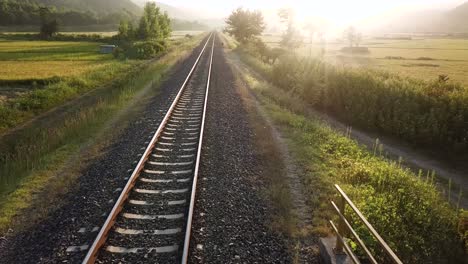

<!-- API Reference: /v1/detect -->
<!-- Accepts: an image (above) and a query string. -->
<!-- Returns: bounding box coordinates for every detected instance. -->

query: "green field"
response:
[0,31,204,104]
[0,39,115,82]
[262,35,468,87]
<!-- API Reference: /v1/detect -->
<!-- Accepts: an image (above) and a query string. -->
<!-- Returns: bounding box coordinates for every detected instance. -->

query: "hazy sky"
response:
[158,0,465,23]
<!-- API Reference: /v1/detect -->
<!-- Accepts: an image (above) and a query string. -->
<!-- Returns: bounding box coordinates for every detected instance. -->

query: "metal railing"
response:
[329,184,403,264]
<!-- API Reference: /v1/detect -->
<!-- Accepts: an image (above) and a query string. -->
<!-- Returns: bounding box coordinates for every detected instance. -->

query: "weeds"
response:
[238,45,468,157]
[237,51,468,263]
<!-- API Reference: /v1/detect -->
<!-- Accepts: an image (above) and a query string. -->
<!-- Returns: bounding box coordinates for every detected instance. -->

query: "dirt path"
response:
[308,108,468,208]
[226,47,468,209]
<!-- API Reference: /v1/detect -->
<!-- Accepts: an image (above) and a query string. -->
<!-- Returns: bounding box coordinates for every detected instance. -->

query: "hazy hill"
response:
[444,2,468,32]
[132,1,212,20]
[131,1,224,28]
[368,1,468,34]
[132,1,194,19]
[33,0,141,15]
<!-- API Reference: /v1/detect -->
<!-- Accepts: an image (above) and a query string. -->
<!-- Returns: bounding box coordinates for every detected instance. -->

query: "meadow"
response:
[262,35,468,86]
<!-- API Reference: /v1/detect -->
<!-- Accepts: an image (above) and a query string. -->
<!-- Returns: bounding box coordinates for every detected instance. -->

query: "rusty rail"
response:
[81,32,214,264]
[181,34,215,263]
[330,184,403,264]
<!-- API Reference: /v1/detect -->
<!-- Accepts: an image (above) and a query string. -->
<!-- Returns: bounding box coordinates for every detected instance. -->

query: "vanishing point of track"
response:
[82,33,215,264]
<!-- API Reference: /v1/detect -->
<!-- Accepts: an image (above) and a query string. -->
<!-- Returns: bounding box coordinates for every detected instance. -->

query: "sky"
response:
[157,0,465,24]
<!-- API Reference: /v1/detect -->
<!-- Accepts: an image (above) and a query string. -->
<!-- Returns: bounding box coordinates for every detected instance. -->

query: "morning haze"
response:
[0,0,467,264]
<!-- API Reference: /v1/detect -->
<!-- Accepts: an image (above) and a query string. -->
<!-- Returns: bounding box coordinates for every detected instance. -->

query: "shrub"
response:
[124,40,167,60]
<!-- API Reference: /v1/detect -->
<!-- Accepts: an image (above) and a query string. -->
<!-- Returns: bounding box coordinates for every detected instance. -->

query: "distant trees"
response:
[343,26,362,47]
[0,0,138,27]
[224,8,266,43]
[39,7,58,38]
[138,2,171,40]
[278,8,303,49]
[117,2,171,42]
[115,2,172,60]
[171,19,208,31]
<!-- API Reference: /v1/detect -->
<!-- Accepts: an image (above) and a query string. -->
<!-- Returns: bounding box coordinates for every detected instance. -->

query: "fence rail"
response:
[330,184,403,264]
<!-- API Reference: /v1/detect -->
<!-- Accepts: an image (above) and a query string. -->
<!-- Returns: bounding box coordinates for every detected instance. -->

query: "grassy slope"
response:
[242,64,467,264]
[0,34,205,234]
[224,34,468,262]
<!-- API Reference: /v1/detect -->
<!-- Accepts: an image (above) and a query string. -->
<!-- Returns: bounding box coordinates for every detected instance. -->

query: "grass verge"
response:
[235,54,467,263]
[0,34,205,235]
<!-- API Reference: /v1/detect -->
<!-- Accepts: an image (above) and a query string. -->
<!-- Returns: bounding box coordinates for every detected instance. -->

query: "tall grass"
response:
[0,61,163,195]
[238,45,468,157]
[237,48,468,263]
[0,60,138,133]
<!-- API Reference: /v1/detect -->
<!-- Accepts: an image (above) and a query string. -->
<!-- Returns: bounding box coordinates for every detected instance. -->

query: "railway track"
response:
[82,33,215,264]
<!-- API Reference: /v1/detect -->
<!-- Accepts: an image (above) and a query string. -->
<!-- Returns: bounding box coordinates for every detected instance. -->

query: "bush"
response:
[123,40,167,60]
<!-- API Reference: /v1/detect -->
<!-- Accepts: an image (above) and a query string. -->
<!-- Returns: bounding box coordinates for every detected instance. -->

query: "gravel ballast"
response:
[0,35,210,264]
[0,33,292,263]
[188,34,290,263]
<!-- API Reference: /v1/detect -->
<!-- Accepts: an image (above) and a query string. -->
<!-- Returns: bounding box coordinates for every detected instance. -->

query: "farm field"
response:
[0,39,115,81]
[0,37,125,107]
[0,30,204,103]
[262,35,468,86]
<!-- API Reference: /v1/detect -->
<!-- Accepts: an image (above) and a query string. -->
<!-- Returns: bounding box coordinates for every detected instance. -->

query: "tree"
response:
[224,8,265,43]
[303,22,317,57]
[138,15,150,39]
[278,8,302,49]
[118,20,130,39]
[39,7,58,39]
[136,2,171,40]
[343,26,362,47]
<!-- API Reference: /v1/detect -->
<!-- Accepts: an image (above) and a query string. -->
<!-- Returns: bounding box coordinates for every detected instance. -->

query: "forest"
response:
[0,0,137,26]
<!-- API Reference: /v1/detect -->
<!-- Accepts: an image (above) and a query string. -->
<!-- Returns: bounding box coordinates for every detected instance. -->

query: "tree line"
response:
[0,0,137,27]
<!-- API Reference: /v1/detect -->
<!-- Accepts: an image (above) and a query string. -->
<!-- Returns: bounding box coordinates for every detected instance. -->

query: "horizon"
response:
[140,0,466,24]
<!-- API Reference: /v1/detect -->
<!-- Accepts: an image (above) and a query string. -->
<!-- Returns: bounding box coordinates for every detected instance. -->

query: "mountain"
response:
[33,0,141,15]
[444,2,468,32]
[131,1,224,28]
[366,1,468,34]
[132,1,211,20]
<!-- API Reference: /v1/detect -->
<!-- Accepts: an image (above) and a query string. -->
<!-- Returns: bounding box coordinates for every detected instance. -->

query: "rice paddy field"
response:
[0,39,115,81]
[262,35,468,87]
[0,30,204,103]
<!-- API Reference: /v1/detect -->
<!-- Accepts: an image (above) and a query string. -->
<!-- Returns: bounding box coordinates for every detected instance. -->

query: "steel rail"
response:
[333,184,403,264]
[81,32,213,264]
[181,33,215,264]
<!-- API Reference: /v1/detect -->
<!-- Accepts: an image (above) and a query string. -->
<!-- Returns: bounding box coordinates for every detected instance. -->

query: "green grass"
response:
[0,37,143,133]
[0,34,205,234]
[240,70,467,263]
[0,39,114,80]
[237,41,468,160]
